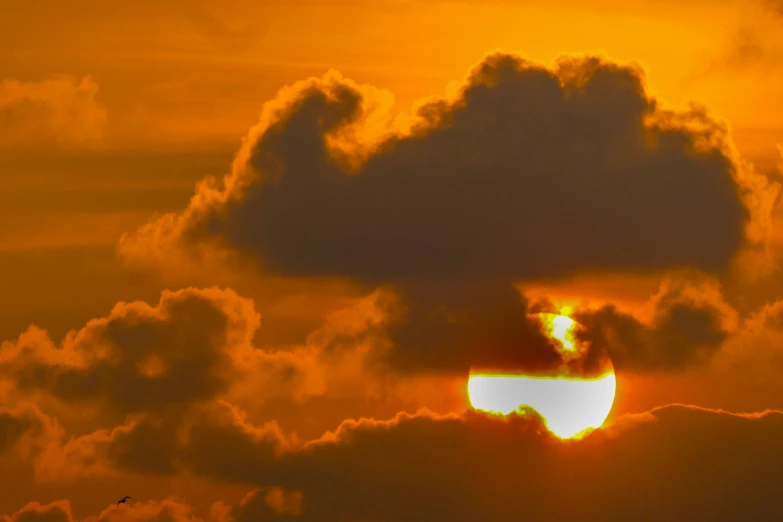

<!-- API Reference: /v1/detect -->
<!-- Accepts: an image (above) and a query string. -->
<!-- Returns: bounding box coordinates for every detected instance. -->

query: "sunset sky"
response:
[2,0,783,520]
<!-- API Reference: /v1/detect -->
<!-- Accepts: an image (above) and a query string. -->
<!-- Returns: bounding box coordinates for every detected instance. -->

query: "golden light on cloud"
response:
[468,314,616,439]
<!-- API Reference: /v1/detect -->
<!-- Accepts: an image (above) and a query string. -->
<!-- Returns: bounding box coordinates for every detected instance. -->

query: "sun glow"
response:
[467,313,616,439]
[467,372,616,439]
[550,315,576,351]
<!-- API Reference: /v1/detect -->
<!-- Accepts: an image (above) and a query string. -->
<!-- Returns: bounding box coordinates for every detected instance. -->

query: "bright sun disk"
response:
[467,372,616,439]
[468,313,616,439]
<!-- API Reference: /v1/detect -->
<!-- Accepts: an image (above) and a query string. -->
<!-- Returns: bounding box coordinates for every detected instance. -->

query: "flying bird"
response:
[117,496,131,506]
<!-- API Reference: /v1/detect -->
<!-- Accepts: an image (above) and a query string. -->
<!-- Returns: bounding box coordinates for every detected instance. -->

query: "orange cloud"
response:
[0,76,106,149]
[0,403,56,461]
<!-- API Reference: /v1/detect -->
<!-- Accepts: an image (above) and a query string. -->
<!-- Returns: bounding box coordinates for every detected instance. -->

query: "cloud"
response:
[46,400,287,482]
[712,295,783,377]
[0,288,260,419]
[0,280,750,486]
[0,76,107,149]
[0,281,781,519]
[369,274,737,376]
[94,499,206,522]
[0,403,54,458]
[274,405,783,521]
[215,487,303,522]
[0,278,737,456]
[18,405,783,522]
[2,490,304,522]
[379,281,602,376]
[0,286,402,478]
[0,286,398,416]
[110,54,779,379]
[1,498,208,522]
[120,52,770,284]
[1,501,74,522]
[574,274,738,372]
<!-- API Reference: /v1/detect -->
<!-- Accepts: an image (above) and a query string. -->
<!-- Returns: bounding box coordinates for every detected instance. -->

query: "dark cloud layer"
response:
[114,53,773,376]
[275,406,783,522]
[39,405,783,522]
[122,53,755,284]
[0,288,777,521]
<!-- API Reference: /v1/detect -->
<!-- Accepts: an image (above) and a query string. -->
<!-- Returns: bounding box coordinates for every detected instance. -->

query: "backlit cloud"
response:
[119,53,773,283]
[8,405,782,522]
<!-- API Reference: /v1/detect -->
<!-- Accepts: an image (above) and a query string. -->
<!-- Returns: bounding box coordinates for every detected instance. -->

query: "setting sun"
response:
[468,313,616,438]
[467,372,617,438]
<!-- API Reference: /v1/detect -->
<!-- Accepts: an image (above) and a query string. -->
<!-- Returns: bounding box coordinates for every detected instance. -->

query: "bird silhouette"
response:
[117,496,131,506]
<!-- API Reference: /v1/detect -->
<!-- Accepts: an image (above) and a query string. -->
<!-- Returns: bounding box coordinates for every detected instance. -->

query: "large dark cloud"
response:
[115,53,771,376]
[51,404,783,522]
[122,53,755,284]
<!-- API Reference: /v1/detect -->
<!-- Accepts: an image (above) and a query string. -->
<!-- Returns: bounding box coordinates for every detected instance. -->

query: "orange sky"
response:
[2,1,783,521]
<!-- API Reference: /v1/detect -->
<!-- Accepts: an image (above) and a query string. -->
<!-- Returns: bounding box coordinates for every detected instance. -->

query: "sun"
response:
[467,371,616,438]
[467,313,616,439]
